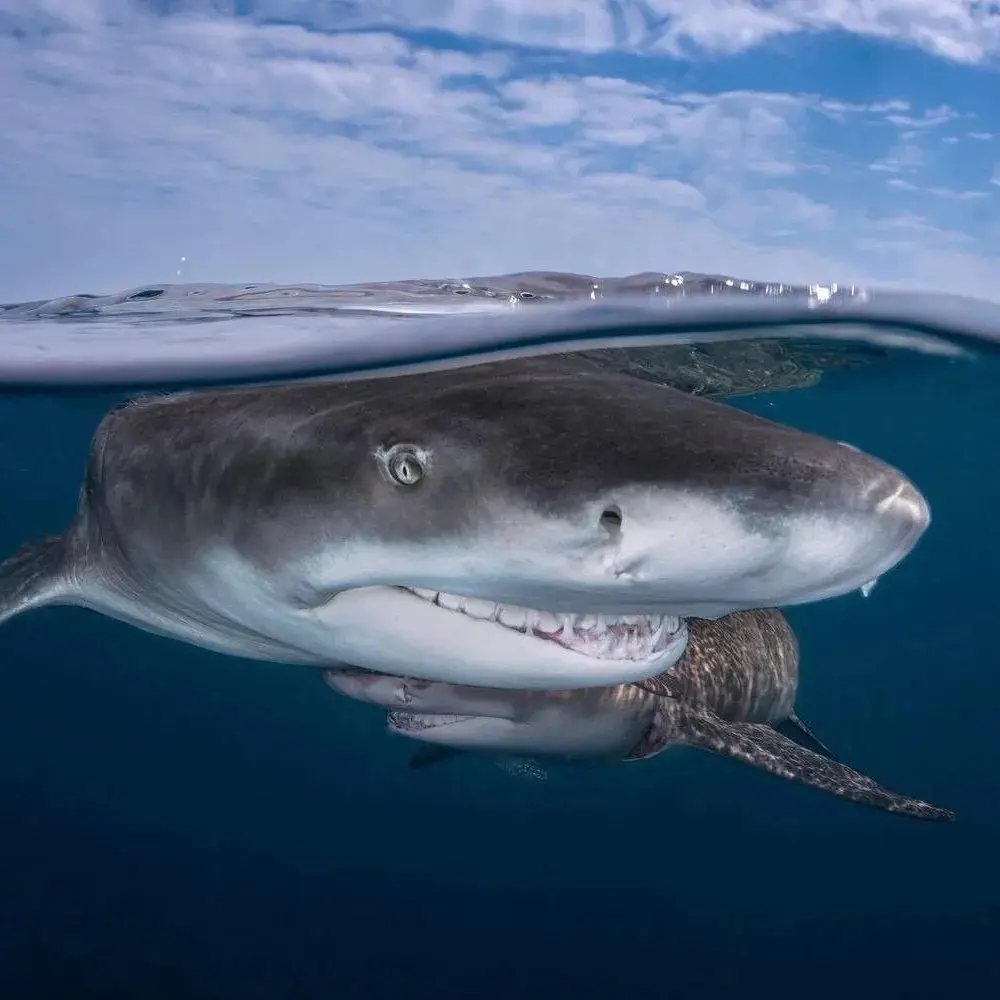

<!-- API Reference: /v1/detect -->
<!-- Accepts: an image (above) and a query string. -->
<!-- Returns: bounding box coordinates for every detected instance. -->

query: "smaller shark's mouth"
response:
[387,710,474,733]
[401,587,682,662]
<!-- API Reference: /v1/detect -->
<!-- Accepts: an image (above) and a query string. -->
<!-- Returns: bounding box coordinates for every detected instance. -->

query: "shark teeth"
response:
[404,588,681,662]
[387,710,474,733]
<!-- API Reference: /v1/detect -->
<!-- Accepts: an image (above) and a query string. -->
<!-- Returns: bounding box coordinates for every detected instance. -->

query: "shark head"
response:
[0,355,930,691]
[285,356,928,686]
[324,666,652,721]
[383,691,656,759]
[324,668,539,718]
[336,665,658,757]
[323,668,659,758]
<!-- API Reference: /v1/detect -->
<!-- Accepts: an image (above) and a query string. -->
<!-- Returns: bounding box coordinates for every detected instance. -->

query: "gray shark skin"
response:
[0,355,929,689]
[327,610,954,822]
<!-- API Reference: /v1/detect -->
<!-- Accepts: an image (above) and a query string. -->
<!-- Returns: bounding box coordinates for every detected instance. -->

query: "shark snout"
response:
[774,464,930,607]
[571,459,930,616]
[873,475,930,539]
[852,469,930,581]
[323,669,411,707]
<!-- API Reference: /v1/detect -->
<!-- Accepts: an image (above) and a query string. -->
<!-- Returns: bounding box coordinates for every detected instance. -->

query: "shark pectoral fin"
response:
[677,710,956,822]
[775,713,839,761]
[409,746,464,770]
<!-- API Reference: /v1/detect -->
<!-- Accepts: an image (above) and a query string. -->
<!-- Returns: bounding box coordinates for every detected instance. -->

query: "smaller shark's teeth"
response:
[387,710,474,733]
[403,588,681,662]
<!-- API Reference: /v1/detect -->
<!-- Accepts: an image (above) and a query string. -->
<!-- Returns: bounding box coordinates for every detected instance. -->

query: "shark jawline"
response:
[387,711,476,733]
[398,586,683,663]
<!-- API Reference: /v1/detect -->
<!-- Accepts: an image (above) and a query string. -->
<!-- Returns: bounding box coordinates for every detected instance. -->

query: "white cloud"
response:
[0,0,998,302]
[884,105,960,129]
[202,1,1000,63]
[887,178,987,199]
[869,142,926,174]
[815,98,911,121]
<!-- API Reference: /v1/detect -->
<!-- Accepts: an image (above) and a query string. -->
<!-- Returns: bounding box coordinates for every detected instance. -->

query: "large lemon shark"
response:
[0,355,928,689]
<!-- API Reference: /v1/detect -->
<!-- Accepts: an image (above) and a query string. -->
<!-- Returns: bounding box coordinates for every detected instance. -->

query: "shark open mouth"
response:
[402,587,683,662]
[387,710,473,733]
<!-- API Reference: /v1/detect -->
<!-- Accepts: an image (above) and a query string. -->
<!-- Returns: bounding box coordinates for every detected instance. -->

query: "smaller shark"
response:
[325,610,955,822]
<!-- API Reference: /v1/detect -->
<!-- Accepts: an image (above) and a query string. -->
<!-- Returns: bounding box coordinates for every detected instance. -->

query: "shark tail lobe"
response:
[0,534,75,626]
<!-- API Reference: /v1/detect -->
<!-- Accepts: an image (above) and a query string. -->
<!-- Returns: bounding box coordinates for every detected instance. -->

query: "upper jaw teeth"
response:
[405,587,680,662]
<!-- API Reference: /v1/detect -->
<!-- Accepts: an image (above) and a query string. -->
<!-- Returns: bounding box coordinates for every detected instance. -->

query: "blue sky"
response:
[2,0,1000,300]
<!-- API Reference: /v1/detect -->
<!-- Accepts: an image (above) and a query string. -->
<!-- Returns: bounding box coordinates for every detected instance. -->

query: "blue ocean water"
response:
[0,290,997,996]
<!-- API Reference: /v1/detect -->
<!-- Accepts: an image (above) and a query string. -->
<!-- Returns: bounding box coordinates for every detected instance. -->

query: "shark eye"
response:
[384,445,426,486]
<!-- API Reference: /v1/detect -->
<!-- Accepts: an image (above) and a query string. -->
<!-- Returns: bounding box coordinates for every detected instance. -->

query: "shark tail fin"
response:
[676,708,956,823]
[0,534,75,626]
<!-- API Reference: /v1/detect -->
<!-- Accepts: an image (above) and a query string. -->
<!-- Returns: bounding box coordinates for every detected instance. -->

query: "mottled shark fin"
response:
[634,672,683,698]
[0,534,74,626]
[775,713,838,761]
[676,709,955,822]
[408,746,463,770]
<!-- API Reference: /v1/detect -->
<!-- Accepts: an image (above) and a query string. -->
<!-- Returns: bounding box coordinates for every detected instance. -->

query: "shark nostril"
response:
[599,505,623,539]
